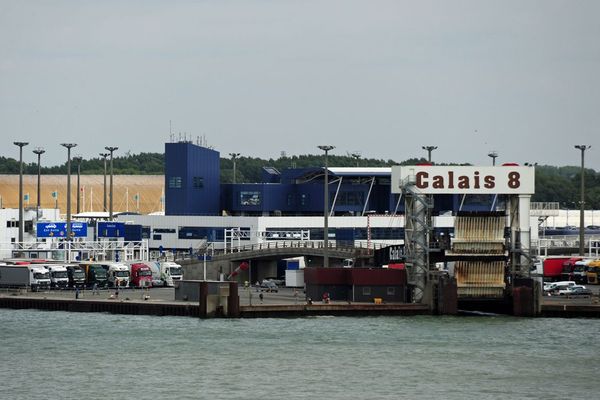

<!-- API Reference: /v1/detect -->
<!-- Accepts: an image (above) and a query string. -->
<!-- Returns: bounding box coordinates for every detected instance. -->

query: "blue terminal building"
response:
[119,141,499,252]
[165,141,494,218]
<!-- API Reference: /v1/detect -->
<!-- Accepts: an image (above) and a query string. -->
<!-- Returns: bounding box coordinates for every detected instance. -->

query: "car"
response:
[264,277,284,286]
[558,285,591,297]
[260,279,279,292]
[545,281,576,294]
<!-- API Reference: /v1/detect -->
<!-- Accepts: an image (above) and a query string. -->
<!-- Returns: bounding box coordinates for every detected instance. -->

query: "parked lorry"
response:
[129,263,153,288]
[160,261,184,286]
[79,263,109,288]
[43,264,69,288]
[66,265,86,288]
[158,261,184,287]
[560,257,583,283]
[0,264,51,291]
[100,262,131,287]
[587,260,600,284]
[542,256,571,282]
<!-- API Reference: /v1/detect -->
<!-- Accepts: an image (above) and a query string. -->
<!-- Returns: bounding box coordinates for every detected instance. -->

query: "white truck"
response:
[101,262,131,288]
[159,261,184,286]
[0,264,51,291]
[144,261,184,287]
[43,264,69,289]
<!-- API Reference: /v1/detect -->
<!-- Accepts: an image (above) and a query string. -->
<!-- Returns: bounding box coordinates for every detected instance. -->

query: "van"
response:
[545,281,576,294]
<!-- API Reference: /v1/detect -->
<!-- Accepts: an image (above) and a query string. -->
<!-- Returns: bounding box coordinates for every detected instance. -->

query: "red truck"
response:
[129,263,153,288]
[560,257,584,283]
[542,256,572,282]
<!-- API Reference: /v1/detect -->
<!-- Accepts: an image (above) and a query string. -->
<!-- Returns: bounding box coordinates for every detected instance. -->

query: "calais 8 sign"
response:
[391,166,535,195]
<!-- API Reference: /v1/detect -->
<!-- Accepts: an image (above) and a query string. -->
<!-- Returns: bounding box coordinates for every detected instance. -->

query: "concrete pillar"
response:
[198,281,208,318]
[228,281,240,317]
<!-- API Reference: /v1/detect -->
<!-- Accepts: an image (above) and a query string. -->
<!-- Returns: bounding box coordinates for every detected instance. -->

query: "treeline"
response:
[1,152,599,208]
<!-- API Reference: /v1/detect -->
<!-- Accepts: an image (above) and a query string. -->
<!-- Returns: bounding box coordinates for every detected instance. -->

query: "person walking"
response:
[259,292,264,304]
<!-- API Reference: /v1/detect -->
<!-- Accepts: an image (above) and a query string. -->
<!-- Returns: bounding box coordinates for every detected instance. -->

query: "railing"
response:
[533,235,600,257]
[0,240,149,263]
[213,240,395,257]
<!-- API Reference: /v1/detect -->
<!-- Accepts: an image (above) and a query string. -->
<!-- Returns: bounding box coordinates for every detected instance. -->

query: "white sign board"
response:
[391,166,535,194]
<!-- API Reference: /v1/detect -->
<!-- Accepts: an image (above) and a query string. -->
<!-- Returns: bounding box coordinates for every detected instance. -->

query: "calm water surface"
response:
[1,309,599,400]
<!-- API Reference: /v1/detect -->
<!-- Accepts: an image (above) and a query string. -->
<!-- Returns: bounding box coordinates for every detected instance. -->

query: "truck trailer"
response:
[0,264,51,291]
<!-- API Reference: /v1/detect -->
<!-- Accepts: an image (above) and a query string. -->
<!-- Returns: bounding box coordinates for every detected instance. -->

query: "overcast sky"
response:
[1,0,599,170]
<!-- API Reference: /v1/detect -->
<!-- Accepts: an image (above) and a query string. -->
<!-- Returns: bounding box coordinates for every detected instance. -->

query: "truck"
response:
[79,263,109,288]
[43,264,69,289]
[159,261,184,287]
[541,256,571,282]
[129,263,153,288]
[0,264,51,291]
[100,262,131,288]
[560,257,583,283]
[66,265,86,288]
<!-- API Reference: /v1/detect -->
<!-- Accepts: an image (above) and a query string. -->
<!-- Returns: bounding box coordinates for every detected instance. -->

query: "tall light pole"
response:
[14,142,29,244]
[33,147,45,219]
[318,145,335,268]
[73,156,83,214]
[229,153,240,184]
[105,146,118,220]
[575,145,591,256]
[99,153,109,212]
[61,143,77,239]
[422,146,437,163]
[488,151,498,166]
[351,152,361,167]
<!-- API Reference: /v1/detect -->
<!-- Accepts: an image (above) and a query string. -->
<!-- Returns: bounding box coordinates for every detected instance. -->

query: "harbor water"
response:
[1,309,599,399]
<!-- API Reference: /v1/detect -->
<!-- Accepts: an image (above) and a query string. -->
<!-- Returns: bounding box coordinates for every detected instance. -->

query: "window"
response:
[362,287,371,296]
[240,191,261,206]
[300,193,309,206]
[154,228,176,233]
[153,234,162,240]
[168,176,182,189]
[387,287,396,295]
[193,177,204,189]
[6,220,19,228]
[338,191,365,206]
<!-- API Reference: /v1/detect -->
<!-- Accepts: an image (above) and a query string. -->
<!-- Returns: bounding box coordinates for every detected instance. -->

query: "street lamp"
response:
[32,147,45,220]
[229,153,240,184]
[61,143,77,239]
[73,156,83,214]
[488,151,498,166]
[351,152,361,167]
[99,153,109,212]
[105,146,118,220]
[575,145,591,256]
[14,141,29,244]
[422,146,438,163]
[318,145,335,268]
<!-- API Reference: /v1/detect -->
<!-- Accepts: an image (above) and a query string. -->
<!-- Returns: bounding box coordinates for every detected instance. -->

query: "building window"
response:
[300,193,309,206]
[240,191,261,206]
[153,234,162,240]
[168,176,182,189]
[154,228,176,234]
[6,220,19,228]
[338,191,365,206]
[362,287,371,296]
[193,177,204,189]
[387,287,395,295]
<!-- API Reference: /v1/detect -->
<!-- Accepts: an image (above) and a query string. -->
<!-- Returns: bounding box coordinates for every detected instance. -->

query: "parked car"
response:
[545,281,576,294]
[558,285,592,297]
[260,280,279,292]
